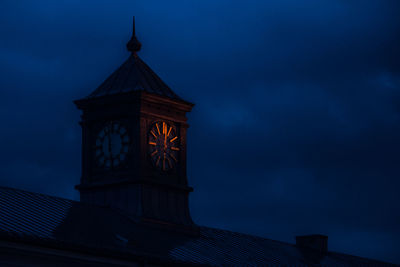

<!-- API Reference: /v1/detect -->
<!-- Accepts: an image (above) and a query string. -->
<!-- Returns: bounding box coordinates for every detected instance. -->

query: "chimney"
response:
[296,234,328,253]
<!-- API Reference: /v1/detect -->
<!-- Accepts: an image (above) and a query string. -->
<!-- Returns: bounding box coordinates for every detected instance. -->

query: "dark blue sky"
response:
[1,0,399,264]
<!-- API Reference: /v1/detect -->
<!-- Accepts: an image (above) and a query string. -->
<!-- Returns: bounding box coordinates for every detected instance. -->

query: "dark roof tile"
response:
[0,186,395,266]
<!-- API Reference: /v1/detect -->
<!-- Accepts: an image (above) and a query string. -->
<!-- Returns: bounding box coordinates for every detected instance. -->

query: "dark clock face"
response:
[95,122,130,169]
[148,121,179,171]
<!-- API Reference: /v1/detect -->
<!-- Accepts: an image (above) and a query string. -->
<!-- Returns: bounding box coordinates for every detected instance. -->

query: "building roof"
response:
[85,18,181,101]
[86,54,181,100]
[0,185,394,266]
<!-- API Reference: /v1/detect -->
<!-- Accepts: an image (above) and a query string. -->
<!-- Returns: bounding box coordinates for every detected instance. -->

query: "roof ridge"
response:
[325,247,398,265]
[0,185,395,265]
[0,185,123,214]
[0,185,77,204]
[84,54,183,100]
[199,226,397,265]
[199,225,294,247]
[0,185,145,227]
[137,56,180,99]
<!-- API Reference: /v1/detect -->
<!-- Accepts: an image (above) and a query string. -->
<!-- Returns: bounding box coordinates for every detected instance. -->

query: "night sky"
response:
[1,0,399,264]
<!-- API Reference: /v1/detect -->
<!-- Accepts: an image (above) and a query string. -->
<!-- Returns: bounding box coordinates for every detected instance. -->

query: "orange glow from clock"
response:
[148,121,179,171]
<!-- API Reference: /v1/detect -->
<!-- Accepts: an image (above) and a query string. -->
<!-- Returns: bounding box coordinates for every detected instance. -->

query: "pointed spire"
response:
[126,16,142,55]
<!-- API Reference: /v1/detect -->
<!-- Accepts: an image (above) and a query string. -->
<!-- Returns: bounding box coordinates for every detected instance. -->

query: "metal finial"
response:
[126,16,141,54]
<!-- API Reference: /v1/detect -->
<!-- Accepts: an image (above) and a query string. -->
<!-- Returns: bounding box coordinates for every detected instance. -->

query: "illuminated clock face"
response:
[95,122,130,169]
[148,121,179,171]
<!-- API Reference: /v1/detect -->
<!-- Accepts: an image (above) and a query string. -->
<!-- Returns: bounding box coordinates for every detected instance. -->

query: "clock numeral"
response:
[156,123,161,135]
[105,159,111,167]
[167,157,172,168]
[170,153,177,162]
[96,123,130,168]
[170,136,177,143]
[163,153,166,171]
[171,147,180,151]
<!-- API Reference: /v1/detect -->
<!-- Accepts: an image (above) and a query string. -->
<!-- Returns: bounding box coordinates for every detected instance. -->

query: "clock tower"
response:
[74,18,196,233]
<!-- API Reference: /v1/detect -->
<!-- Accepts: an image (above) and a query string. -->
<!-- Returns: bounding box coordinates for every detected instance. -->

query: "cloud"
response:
[0,0,399,263]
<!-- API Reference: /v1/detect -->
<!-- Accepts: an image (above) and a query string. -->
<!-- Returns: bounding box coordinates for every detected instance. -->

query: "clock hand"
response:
[164,126,167,149]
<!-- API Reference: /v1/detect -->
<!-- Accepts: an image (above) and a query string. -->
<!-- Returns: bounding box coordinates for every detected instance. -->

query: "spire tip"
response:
[127,16,141,54]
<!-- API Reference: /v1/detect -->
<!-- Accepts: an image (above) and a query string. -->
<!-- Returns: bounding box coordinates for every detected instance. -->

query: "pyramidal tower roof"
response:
[87,17,181,100]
